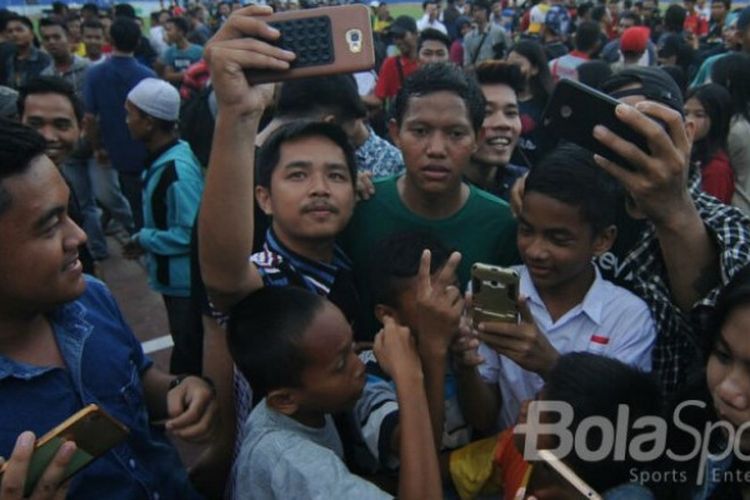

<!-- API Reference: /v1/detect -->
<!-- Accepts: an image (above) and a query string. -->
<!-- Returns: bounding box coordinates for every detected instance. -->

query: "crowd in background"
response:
[2,0,750,498]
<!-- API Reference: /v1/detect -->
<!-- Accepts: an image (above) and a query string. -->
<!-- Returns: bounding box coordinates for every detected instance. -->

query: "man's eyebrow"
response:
[282,161,312,169]
[33,206,65,231]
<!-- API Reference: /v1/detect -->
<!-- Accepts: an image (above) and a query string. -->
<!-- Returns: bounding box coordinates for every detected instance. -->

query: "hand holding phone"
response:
[0,431,73,500]
[0,405,128,497]
[477,296,560,377]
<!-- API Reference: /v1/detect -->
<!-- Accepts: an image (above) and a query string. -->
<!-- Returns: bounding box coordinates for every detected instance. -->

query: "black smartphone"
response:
[542,78,650,171]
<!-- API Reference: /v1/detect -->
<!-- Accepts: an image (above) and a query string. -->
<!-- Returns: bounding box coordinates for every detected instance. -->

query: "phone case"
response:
[245,5,375,84]
[541,78,650,172]
[0,404,129,496]
[471,263,520,327]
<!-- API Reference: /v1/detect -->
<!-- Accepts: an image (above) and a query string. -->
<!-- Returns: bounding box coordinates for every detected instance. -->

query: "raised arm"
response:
[198,7,295,310]
[374,317,442,500]
[592,101,719,311]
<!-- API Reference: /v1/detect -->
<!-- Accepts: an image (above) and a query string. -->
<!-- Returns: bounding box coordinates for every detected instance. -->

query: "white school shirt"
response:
[479,265,656,430]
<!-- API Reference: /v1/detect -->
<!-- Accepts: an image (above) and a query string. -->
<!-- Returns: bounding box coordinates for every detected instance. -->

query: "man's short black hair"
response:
[664,4,687,31]
[110,16,141,52]
[575,20,601,52]
[18,76,83,124]
[52,1,67,15]
[81,3,99,15]
[0,118,48,216]
[113,3,136,19]
[7,14,35,33]
[471,0,492,16]
[39,17,70,34]
[543,352,662,494]
[524,143,620,234]
[418,28,451,52]
[256,121,357,190]
[167,16,190,35]
[227,287,327,397]
[392,62,486,133]
[370,231,452,307]
[620,11,642,24]
[590,5,607,22]
[474,60,525,95]
[276,74,366,122]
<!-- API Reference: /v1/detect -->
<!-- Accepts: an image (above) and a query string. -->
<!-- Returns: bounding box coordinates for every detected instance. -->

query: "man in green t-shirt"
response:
[342,62,519,339]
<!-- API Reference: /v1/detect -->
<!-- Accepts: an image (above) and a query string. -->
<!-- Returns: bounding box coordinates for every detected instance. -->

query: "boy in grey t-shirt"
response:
[226,286,441,499]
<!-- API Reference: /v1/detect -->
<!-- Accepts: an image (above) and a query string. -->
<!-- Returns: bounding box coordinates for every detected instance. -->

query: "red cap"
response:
[620,26,650,54]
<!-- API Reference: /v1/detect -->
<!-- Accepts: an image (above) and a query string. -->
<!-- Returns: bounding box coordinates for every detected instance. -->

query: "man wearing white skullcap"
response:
[124,76,206,374]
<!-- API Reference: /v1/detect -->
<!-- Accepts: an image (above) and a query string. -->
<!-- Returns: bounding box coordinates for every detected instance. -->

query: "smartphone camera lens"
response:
[351,32,360,41]
[560,105,572,119]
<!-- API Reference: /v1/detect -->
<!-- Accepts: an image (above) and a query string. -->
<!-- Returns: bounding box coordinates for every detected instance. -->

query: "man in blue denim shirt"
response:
[0,119,216,498]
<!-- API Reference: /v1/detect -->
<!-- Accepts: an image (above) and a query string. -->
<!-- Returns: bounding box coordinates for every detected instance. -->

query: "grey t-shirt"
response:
[234,400,393,500]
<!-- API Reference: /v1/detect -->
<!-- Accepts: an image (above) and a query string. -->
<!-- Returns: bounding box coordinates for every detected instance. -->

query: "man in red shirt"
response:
[364,16,419,109]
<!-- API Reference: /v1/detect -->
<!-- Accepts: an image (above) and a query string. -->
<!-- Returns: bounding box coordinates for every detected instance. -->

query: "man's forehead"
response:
[1,157,68,217]
[23,93,77,118]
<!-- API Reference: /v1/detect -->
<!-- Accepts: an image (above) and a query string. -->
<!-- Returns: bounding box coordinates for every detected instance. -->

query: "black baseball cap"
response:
[601,66,684,114]
[389,15,417,36]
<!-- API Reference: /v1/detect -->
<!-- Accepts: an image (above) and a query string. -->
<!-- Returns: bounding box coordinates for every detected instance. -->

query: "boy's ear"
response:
[592,225,617,257]
[374,304,399,325]
[266,388,300,416]
[387,118,401,148]
[255,185,273,216]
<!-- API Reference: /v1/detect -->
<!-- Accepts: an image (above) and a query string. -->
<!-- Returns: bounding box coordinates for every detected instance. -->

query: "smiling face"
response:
[0,156,87,314]
[473,83,521,166]
[518,191,612,293]
[707,304,750,453]
[389,90,477,196]
[21,93,80,167]
[256,135,355,247]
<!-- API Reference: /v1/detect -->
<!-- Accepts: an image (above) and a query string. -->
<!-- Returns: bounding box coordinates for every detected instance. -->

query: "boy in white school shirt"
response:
[462,144,656,430]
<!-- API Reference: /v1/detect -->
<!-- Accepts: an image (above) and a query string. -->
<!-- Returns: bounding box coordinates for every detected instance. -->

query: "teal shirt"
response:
[341,175,520,338]
[163,44,203,72]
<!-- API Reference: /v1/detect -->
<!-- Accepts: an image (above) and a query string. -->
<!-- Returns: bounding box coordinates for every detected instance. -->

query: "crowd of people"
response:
[2,0,750,498]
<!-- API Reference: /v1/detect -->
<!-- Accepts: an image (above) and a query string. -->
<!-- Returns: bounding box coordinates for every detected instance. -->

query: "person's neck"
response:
[88,50,102,61]
[176,37,189,50]
[111,49,134,57]
[465,158,499,191]
[145,132,177,154]
[351,121,370,148]
[0,310,61,367]
[54,52,73,69]
[290,408,326,428]
[273,223,336,263]
[256,117,290,146]
[477,19,487,31]
[398,175,468,219]
[535,263,596,322]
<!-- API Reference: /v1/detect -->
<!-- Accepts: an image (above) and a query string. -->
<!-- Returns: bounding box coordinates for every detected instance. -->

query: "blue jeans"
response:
[63,158,109,260]
[89,160,135,234]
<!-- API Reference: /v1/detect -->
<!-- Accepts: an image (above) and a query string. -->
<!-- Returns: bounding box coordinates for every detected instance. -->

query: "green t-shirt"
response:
[341,175,520,339]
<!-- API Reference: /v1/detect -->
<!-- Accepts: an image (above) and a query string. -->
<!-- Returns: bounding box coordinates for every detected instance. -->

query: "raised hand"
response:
[203,5,295,117]
[373,315,422,383]
[415,249,464,357]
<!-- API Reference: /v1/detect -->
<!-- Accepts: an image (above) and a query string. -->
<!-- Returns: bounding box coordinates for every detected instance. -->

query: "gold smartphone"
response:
[245,5,375,84]
[0,404,129,496]
[471,263,520,328]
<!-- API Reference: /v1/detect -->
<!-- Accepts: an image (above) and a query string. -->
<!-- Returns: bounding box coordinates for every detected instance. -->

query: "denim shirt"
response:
[0,276,201,500]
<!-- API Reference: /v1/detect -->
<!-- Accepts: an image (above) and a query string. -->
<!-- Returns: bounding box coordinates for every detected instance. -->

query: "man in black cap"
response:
[513,66,750,396]
[364,15,419,109]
